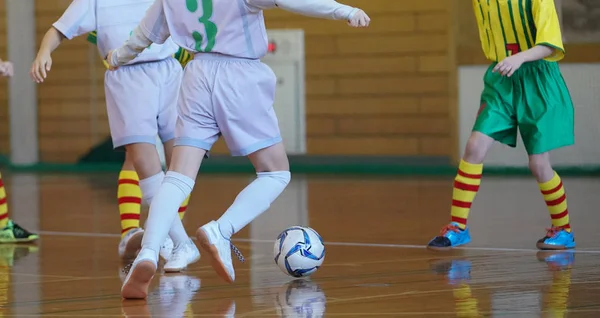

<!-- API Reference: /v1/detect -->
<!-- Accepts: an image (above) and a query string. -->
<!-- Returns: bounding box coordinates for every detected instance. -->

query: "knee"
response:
[463,135,488,164]
[258,170,291,187]
[528,154,553,180]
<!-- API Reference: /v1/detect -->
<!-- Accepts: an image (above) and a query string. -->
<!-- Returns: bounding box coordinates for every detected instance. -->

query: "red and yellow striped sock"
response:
[450,160,483,230]
[118,170,142,238]
[0,172,8,229]
[178,196,190,220]
[539,172,570,232]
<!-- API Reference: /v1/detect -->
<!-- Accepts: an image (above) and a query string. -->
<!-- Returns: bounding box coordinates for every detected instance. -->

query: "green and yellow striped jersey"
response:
[473,0,564,62]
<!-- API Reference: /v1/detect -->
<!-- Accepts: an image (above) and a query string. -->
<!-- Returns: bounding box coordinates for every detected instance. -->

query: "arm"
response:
[247,0,357,20]
[37,28,66,58]
[107,26,154,67]
[517,45,554,63]
[31,0,95,83]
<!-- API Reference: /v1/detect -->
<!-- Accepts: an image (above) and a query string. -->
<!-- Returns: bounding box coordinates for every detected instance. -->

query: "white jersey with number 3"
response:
[141,0,275,59]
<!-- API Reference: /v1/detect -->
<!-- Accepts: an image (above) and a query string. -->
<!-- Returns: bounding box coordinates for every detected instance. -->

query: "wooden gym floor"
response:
[2,172,600,317]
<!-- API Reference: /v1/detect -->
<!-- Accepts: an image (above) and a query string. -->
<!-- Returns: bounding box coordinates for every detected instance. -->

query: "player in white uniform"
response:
[107,0,369,299]
[30,0,200,272]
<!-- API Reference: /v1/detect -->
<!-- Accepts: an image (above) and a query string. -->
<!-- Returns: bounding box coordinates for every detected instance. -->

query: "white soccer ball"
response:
[274,226,325,277]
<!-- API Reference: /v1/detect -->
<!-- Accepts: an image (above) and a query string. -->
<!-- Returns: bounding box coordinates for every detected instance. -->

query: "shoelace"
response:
[440,224,461,236]
[545,226,563,238]
[230,242,245,263]
[122,263,133,275]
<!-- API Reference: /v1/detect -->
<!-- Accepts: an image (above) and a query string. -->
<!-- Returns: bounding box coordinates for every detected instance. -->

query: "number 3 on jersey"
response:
[186,0,217,52]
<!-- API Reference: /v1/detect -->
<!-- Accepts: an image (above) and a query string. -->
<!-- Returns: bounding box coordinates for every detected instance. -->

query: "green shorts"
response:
[473,60,574,155]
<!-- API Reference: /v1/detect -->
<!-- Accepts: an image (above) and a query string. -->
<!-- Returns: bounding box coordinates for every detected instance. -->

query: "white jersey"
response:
[53,0,178,64]
[139,0,273,59]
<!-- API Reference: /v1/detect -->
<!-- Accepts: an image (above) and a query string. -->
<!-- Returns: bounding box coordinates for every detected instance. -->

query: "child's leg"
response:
[518,61,575,250]
[197,142,290,284]
[118,154,141,238]
[428,63,518,250]
[0,171,38,243]
[529,153,574,250]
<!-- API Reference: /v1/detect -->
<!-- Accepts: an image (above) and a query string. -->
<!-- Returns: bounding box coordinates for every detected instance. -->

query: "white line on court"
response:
[38,230,600,254]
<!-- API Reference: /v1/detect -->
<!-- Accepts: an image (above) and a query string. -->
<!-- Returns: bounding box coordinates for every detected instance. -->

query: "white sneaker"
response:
[164,239,200,273]
[196,221,244,283]
[160,237,174,261]
[121,250,157,299]
[118,228,144,260]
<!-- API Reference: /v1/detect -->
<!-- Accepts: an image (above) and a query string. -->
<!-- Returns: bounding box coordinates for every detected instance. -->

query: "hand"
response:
[0,62,13,77]
[30,51,52,83]
[105,50,119,71]
[492,54,525,77]
[348,9,370,28]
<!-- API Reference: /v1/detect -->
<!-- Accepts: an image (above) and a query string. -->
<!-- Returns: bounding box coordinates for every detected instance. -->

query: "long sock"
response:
[178,196,190,220]
[141,172,195,263]
[118,170,142,237]
[450,160,483,230]
[139,172,190,247]
[0,172,8,229]
[539,171,571,232]
[217,171,291,239]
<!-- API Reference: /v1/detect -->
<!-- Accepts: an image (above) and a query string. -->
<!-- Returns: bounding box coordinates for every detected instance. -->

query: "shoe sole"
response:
[536,242,575,250]
[121,231,144,260]
[0,236,39,243]
[196,228,234,284]
[426,245,454,251]
[121,260,156,299]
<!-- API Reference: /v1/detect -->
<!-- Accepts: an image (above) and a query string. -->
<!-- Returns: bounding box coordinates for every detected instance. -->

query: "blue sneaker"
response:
[427,222,471,250]
[536,227,576,250]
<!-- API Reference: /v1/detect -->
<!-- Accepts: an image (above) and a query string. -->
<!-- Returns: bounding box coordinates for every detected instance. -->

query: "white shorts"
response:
[105,58,182,149]
[174,54,281,156]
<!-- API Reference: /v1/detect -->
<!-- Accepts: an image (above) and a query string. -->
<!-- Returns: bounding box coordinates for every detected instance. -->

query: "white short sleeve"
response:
[245,0,277,12]
[52,0,96,40]
[138,0,171,44]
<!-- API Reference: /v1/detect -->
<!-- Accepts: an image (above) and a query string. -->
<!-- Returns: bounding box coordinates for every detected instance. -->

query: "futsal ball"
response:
[274,226,325,277]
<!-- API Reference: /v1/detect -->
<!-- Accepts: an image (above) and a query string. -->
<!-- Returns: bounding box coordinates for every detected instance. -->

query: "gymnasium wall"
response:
[26,0,457,163]
[0,0,596,164]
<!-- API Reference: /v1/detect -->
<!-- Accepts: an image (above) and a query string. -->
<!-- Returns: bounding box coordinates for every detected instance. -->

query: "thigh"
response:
[214,61,281,156]
[173,61,220,151]
[104,68,160,148]
[157,59,183,143]
[473,72,518,148]
[519,64,575,154]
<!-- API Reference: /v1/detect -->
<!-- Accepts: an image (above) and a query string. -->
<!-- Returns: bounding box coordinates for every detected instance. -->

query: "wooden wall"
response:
[263,0,457,157]
[27,0,457,162]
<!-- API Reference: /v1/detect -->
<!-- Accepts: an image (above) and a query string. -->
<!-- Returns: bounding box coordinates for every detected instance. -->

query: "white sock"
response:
[139,172,190,247]
[140,171,195,261]
[217,171,291,238]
